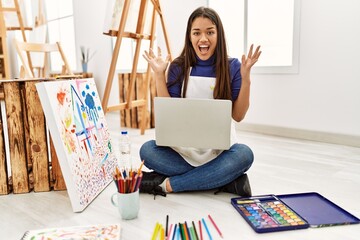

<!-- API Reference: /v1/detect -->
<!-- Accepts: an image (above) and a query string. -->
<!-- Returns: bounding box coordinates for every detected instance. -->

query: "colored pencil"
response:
[138,160,145,175]
[184,221,190,240]
[179,223,185,240]
[190,226,197,240]
[123,178,127,193]
[130,175,138,192]
[192,221,199,240]
[130,171,136,189]
[119,178,124,193]
[176,225,181,240]
[167,224,173,240]
[188,227,193,240]
[113,167,143,193]
[171,224,177,240]
[198,220,203,240]
[166,215,169,237]
[201,218,212,240]
[208,214,223,238]
[160,225,165,240]
[134,172,143,192]
[151,222,160,240]
[113,176,119,191]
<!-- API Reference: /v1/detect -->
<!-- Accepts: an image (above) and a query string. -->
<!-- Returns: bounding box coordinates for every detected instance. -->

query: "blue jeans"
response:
[139,140,254,192]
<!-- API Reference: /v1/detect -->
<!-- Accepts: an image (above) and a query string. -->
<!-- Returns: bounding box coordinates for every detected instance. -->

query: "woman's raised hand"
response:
[241,44,262,81]
[143,47,170,74]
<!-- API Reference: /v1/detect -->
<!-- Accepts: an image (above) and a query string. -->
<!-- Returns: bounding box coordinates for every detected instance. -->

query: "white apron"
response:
[171,74,238,167]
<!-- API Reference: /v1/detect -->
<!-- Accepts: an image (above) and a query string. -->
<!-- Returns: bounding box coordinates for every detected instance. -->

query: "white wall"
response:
[72,0,360,142]
[157,0,207,57]
[73,0,114,105]
[243,0,360,138]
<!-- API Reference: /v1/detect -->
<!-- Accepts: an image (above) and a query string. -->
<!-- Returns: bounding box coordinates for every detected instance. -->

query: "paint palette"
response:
[231,192,360,233]
[231,196,308,233]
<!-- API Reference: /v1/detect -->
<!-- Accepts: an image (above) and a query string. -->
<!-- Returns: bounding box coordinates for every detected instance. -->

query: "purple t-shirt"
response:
[167,55,242,100]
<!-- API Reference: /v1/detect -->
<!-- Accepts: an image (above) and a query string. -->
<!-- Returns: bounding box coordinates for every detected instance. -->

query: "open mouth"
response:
[199,45,210,54]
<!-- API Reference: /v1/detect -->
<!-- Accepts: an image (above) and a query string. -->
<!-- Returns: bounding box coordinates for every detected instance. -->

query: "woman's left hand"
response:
[241,44,262,81]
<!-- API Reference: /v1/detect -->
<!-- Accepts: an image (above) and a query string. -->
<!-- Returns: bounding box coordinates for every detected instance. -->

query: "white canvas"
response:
[36,78,118,212]
[103,0,153,34]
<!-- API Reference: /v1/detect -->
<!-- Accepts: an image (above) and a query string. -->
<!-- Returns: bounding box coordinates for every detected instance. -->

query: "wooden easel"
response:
[0,0,33,81]
[102,0,172,135]
[34,0,45,27]
[31,0,48,78]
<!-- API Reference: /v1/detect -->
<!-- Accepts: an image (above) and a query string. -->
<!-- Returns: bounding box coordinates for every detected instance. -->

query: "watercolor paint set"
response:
[231,192,360,233]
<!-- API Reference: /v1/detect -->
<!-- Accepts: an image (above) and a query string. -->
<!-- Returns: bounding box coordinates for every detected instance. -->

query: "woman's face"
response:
[190,17,217,61]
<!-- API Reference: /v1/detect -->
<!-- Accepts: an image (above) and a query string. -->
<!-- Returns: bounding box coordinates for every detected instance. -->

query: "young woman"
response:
[139,7,261,197]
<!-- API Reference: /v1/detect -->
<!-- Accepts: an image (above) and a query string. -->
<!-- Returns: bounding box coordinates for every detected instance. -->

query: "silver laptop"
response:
[154,97,232,150]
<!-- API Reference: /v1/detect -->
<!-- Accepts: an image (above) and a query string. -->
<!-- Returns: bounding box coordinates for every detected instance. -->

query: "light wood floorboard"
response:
[1,112,359,239]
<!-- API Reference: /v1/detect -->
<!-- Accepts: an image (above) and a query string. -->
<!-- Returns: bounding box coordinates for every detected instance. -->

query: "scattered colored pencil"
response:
[184,221,190,240]
[201,218,212,240]
[189,226,196,240]
[171,224,177,240]
[192,221,199,240]
[166,215,169,237]
[151,222,160,240]
[160,225,165,240]
[154,216,221,240]
[179,223,185,240]
[176,226,180,240]
[167,223,173,240]
[208,214,223,238]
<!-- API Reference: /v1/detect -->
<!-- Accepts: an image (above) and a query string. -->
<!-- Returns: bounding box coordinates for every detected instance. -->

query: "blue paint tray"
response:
[277,192,360,227]
[231,192,360,233]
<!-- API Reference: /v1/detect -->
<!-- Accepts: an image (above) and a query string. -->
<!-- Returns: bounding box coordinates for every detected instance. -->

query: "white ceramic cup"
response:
[111,190,139,220]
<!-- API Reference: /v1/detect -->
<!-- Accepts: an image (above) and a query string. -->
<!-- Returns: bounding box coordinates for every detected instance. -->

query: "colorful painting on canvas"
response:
[21,223,121,240]
[36,78,117,212]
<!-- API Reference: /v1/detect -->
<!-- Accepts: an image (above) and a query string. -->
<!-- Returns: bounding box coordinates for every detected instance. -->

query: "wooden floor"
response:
[1,112,359,240]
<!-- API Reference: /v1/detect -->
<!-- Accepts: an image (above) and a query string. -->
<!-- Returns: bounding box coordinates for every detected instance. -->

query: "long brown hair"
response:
[170,7,232,100]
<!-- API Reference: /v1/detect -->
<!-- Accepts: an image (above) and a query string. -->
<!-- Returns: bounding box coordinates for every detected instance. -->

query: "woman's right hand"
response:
[143,47,170,74]
[143,47,171,97]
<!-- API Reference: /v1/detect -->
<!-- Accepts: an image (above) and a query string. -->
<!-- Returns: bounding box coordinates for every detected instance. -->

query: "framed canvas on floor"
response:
[36,78,118,212]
